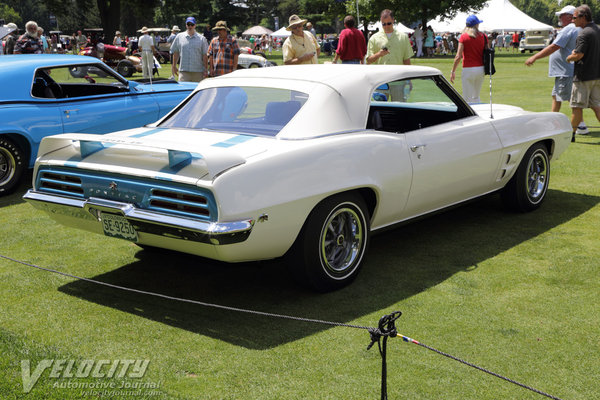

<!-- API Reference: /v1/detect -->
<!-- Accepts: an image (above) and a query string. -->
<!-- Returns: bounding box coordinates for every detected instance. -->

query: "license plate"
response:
[101,213,138,241]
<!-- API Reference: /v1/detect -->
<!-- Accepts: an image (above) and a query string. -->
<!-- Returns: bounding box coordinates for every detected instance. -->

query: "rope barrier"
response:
[397,334,564,400]
[0,254,564,400]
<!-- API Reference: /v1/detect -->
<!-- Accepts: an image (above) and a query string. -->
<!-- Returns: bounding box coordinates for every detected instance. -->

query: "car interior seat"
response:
[221,87,248,122]
[265,101,301,125]
[32,77,49,98]
[370,110,383,131]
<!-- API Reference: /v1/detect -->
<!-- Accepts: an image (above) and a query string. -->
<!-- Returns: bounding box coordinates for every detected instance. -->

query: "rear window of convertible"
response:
[159,87,308,136]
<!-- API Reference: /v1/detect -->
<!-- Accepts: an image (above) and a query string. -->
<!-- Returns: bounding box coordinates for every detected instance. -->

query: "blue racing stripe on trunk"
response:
[131,127,165,138]
[211,135,253,148]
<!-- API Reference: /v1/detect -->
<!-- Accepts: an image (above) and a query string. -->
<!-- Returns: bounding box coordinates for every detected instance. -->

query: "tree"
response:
[369,0,489,27]
[0,3,21,26]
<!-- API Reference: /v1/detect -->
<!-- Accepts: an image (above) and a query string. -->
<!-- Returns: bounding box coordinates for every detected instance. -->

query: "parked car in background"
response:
[24,65,571,291]
[79,43,143,77]
[0,54,197,195]
[519,29,552,53]
[238,47,277,68]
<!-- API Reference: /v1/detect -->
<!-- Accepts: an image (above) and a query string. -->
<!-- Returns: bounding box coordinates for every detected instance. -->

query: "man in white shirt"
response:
[413,24,424,57]
[138,27,156,78]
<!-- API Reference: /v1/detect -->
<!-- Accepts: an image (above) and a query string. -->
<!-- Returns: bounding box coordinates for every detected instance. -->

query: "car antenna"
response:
[488,66,493,119]
[149,55,154,90]
[487,40,494,119]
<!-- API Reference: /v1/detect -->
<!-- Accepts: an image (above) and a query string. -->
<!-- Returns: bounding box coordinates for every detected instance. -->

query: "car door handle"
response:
[63,109,79,118]
[410,144,427,152]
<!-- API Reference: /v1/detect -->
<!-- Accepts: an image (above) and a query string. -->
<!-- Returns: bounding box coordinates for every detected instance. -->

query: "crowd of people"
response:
[3,5,600,141]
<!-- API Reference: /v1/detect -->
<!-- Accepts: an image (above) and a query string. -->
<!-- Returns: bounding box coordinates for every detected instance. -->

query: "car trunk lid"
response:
[35,127,271,184]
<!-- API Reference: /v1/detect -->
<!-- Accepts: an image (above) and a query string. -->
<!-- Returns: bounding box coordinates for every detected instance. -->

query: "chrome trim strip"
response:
[23,190,254,245]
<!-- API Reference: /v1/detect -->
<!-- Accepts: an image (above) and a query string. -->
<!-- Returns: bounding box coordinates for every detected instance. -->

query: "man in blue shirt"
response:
[525,5,588,134]
[170,17,208,82]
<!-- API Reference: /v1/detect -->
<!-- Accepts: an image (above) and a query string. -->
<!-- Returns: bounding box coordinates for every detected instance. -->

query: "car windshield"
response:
[159,86,308,136]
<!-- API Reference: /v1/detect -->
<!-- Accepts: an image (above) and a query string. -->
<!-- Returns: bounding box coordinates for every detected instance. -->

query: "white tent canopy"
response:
[242,25,273,36]
[271,27,291,38]
[429,0,552,32]
[359,21,414,34]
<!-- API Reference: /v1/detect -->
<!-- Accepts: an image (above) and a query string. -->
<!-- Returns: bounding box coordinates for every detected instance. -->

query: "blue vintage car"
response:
[0,54,197,195]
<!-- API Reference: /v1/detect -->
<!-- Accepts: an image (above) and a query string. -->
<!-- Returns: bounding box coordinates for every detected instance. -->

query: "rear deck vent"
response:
[149,189,210,218]
[39,171,84,197]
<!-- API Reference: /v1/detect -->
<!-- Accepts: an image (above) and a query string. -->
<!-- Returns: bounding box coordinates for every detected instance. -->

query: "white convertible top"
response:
[191,64,442,139]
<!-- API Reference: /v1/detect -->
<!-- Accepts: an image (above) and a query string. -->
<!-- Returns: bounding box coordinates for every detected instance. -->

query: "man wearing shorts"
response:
[525,5,587,133]
[567,5,600,142]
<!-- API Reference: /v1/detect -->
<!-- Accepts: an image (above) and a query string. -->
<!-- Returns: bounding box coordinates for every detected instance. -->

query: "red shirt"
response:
[459,32,485,68]
[336,27,367,61]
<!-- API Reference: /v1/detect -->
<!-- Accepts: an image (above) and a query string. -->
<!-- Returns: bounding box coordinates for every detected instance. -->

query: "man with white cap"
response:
[5,23,18,54]
[2,23,18,54]
[138,27,156,78]
[282,15,319,65]
[525,5,588,135]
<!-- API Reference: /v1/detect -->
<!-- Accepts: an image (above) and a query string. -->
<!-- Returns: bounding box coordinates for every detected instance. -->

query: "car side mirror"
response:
[372,92,388,102]
[129,81,141,92]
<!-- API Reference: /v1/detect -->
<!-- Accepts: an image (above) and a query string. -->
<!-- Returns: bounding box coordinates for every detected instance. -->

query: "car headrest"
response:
[265,101,301,125]
[221,87,248,122]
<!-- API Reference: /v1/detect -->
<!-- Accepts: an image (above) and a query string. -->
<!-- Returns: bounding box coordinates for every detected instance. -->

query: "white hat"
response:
[172,25,180,32]
[141,26,149,33]
[556,5,576,16]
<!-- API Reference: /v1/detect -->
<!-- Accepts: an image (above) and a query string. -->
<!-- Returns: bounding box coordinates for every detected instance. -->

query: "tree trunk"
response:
[97,0,121,40]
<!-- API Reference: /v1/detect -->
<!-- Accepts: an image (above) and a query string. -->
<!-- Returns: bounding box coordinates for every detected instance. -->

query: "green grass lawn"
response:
[1,53,599,399]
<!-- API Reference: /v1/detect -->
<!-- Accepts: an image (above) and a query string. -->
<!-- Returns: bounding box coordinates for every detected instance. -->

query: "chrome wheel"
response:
[0,137,25,195]
[525,149,548,203]
[287,193,370,291]
[501,143,550,212]
[319,204,365,279]
[0,146,15,186]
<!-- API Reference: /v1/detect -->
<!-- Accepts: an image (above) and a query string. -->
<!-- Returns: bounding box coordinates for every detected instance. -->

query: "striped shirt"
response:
[208,35,240,77]
[171,31,208,72]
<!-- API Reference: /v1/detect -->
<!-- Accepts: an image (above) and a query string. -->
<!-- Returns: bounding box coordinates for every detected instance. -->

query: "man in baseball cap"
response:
[525,4,588,136]
[170,16,209,82]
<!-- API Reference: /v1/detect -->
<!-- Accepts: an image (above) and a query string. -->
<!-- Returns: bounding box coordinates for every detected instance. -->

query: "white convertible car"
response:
[24,65,572,291]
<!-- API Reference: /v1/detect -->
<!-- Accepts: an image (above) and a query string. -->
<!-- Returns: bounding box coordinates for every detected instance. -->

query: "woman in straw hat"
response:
[113,30,122,46]
[282,15,320,65]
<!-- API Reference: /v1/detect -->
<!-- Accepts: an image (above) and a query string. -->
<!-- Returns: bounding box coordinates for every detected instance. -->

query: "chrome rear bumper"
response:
[23,190,254,245]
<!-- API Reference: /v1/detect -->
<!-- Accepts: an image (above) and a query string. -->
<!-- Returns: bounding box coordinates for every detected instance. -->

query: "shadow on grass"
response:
[58,189,599,349]
[0,170,33,208]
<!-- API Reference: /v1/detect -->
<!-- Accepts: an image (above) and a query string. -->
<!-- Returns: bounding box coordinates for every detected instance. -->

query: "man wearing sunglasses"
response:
[366,9,413,65]
[566,5,600,142]
[171,17,209,82]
